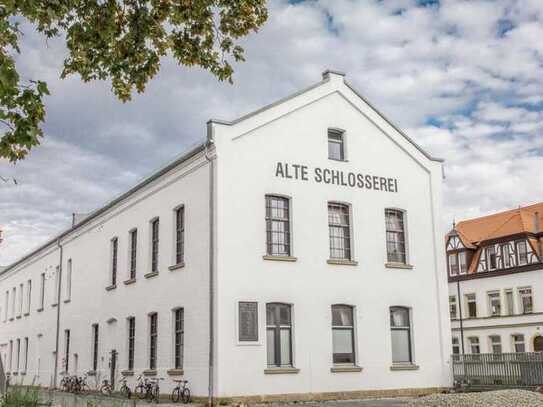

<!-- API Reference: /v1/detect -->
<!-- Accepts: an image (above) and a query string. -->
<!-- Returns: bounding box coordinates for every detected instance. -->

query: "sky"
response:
[1,0,543,265]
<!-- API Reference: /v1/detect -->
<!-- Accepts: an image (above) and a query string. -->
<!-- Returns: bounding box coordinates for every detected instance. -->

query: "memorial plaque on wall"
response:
[238,302,258,342]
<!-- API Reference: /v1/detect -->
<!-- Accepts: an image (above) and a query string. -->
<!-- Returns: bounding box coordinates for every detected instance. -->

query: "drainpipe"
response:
[204,140,216,407]
[456,280,465,354]
[52,239,63,389]
[535,212,542,261]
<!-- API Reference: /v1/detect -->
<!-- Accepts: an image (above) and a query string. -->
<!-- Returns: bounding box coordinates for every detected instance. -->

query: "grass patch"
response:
[1,387,40,407]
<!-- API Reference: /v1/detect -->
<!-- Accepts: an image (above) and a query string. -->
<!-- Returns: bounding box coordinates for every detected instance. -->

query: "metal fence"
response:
[452,352,543,390]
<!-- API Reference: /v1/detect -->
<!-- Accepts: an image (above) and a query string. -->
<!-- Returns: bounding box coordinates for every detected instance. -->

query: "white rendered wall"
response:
[212,73,451,397]
[0,151,211,396]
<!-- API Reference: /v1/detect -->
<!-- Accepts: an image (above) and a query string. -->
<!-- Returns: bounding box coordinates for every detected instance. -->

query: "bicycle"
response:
[119,378,132,399]
[134,375,149,399]
[146,377,163,403]
[171,379,191,404]
[100,379,113,395]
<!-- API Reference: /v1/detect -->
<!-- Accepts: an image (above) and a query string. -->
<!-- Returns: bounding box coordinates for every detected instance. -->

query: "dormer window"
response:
[516,241,528,265]
[458,252,468,274]
[448,254,458,276]
[328,129,345,161]
[486,246,497,270]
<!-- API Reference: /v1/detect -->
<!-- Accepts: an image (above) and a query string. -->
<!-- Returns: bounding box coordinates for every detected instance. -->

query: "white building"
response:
[0,70,451,401]
[446,203,543,356]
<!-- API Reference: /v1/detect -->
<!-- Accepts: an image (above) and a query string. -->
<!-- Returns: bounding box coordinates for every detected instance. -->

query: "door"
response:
[534,336,543,352]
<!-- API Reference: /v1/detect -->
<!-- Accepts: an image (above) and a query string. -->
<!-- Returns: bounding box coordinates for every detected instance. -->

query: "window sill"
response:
[20,372,26,376]
[52,303,58,308]
[330,365,363,373]
[16,315,22,319]
[143,369,157,376]
[144,272,159,279]
[37,308,44,313]
[105,284,117,291]
[169,262,185,271]
[327,259,358,266]
[23,312,30,317]
[167,368,184,376]
[121,370,134,376]
[87,370,96,376]
[9,317,14,321]
[385,262,414,270]
[262,255,298,262]
[63,299,71,304]
[264,367,300,375]
[390,363,419,371]
[12,372,18,376]
[124,278,136,285]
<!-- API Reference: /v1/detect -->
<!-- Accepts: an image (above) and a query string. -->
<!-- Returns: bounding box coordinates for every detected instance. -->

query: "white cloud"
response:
[1,0,542,264]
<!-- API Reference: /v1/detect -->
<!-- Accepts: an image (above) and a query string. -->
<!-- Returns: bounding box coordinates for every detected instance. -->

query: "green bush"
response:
[1,388,40,407]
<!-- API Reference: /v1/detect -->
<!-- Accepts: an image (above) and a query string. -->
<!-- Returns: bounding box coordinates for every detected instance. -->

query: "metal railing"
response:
[452,352,543,390]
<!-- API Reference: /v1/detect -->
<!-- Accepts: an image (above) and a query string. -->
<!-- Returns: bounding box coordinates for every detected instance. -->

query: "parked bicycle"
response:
[119,378,132,399]
[134,375,150,400]
[100,379,113,396]
[171,379,191,404]
[146,377,164,403]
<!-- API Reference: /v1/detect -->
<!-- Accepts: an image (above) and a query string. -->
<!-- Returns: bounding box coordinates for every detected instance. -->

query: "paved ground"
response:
[263,399,410,407]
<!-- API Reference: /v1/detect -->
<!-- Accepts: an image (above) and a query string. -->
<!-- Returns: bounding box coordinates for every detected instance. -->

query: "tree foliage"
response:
[0,0,268,162]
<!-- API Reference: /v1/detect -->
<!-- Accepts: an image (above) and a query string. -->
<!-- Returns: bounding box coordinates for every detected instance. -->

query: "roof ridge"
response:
[457,202,543,226]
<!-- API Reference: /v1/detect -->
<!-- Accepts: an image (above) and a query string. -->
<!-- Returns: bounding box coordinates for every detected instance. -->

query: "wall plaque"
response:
[238,302,258,342]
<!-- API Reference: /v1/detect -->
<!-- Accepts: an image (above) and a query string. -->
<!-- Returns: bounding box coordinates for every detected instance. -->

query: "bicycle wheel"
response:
[121,385,131,399]
[154,386,160,404]
[100,384,111,396]
[181,388,191,404]
[135,384,146,399]
[171,387,181,403]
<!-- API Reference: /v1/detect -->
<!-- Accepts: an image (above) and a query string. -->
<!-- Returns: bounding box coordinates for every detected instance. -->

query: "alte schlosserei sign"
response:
[274,162,398,193]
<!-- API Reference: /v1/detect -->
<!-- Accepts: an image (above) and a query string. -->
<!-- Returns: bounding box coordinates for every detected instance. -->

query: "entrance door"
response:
[534,336,543,352]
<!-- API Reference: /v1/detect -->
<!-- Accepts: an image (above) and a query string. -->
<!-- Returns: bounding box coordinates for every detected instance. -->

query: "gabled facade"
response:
[446,203,543,356]
[0,71,450,401]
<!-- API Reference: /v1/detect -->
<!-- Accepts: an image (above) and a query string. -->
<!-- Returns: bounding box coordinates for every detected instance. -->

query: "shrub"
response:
[1,387,40,407]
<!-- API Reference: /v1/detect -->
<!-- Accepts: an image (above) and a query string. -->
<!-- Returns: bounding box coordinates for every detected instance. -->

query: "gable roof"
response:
[452,202,543,246]
[209,69,444,163]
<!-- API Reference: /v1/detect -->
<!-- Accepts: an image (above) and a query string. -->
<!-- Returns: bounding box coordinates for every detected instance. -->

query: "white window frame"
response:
[468,337,480,354]
[327,128,346,161]
[512,334,525,353]
[489,335,502,354]
[487,291,501,317]
[465,293,477,318]
[65,259,72,302]
[25,279,32,314]
[518,287,533,314]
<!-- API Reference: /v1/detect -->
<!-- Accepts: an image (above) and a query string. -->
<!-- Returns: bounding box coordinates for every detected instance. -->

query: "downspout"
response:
[204,140,215,406]
[53,239,63,389]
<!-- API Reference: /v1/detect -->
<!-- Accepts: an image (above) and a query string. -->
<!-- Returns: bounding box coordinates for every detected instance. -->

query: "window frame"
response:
[327,128,346,161]
[265,195,292,257]
[385,208,408,265]
[65,260,72,302]
[468,336,480,354]
[127,317,135,371]
[465,293,477,318]
[389,306,413,365]
[328,202,353,261]
[505,289,514,315]
[150,218,160,273]
[91,323,99,372]
[448,253,458,276]
[449,295,457,319]
[518,287,533,314]
[173,205,185,266]
[512,334,525,353]
[487,291,501,317]
[128,228,138,280]
[110,237,118,287]
[486,245,497,270]
[64,329,70,373]
[149,312,158,370]
[489,335,502,354]
[39,273,45,310]
[331,304,356,365]
[501,243,511,268]
[266,303,293,368]
[516,240,528,265]
[173,308,184,369]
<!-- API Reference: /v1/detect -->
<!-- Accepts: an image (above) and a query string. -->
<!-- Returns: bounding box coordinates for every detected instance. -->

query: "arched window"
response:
[390,306,412,364]
[331,305,355,364]
[266,303,292,367]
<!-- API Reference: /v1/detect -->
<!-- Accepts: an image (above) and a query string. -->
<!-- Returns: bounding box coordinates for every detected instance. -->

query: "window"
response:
[331,305,355,364]
[328,129,345,161]
[449,296,457,319]
[505,289,514,315]
[469,337,480,354]
[488,292,501,316]
[23,338,28,372]
[266,303,292,367]
[174,207,185,265]
[519,288,533,314]
[64,330,70,372]
[16,339,20,372]
[265,196,291,256]
[385,209,407,264]
[127,317,135,370]
[466,294,477,318]
[52,266,59,305]
[91,324,99,371]
[174,308,184,369]
[39,273,45,309]
[4,291,7,321]
[448,254,458,276]
[149,313,158,370]
[111,237,118,286]
[489,335,502,354]
[129,229,137,279]
[512,334,525,353]
[65,260,72,301]
[8,340,12,371]
[11,287,15,318]
[501,244,511,268]
[516,241,528,265]
[486,246,497,270]
[390,307,412,364]
[459,252,468,274]
[328,203,351,260]
[452,337,460,357]
[18,283,23,317]
[151,219,160,273]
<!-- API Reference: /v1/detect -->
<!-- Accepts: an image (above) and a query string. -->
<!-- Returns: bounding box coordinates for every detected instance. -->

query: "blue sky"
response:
[1,0,543,264]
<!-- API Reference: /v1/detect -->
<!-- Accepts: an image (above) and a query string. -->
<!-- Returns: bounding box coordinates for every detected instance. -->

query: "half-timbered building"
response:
[446,203,543,355]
